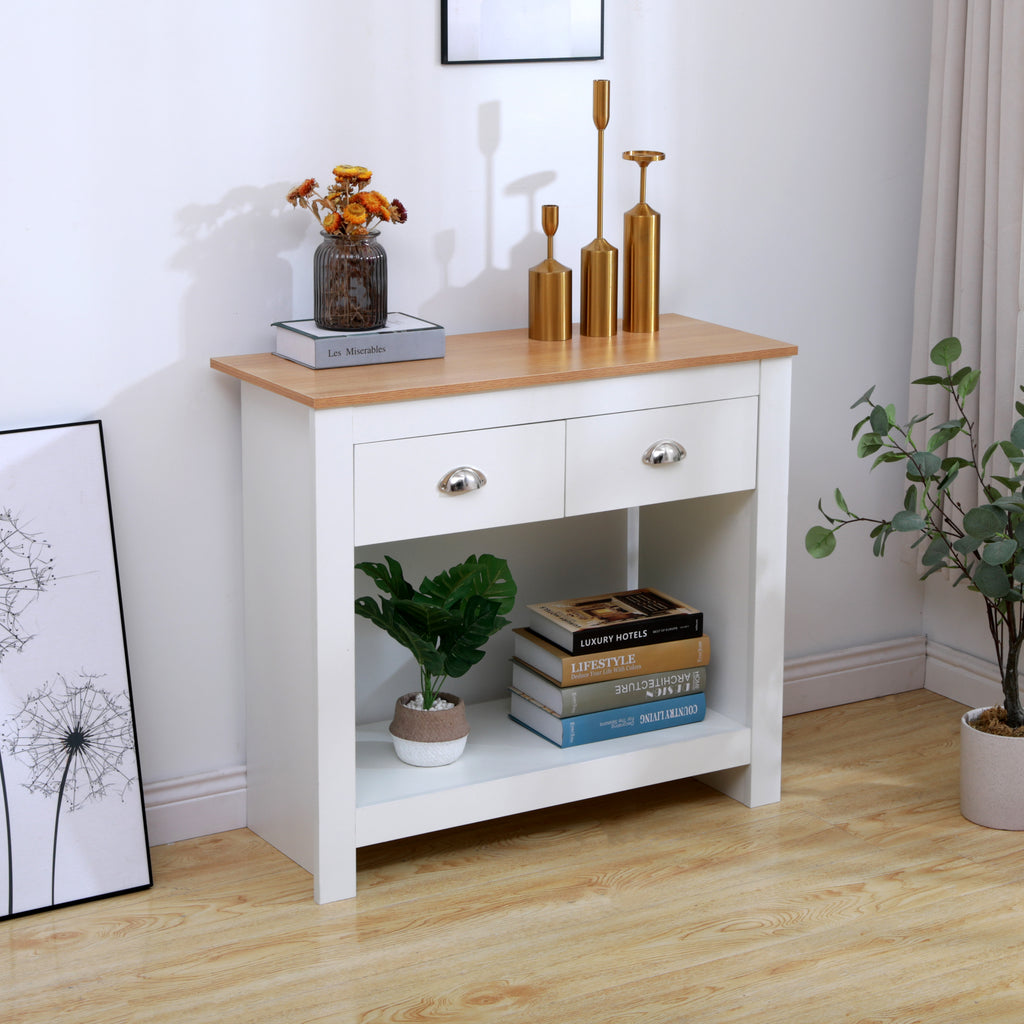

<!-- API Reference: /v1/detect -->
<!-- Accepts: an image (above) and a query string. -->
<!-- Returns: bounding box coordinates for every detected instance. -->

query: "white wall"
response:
[0,1,934,821]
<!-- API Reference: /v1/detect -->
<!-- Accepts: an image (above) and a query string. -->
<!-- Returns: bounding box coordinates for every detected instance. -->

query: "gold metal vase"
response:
[529,205,572,341]
[622,150,664,334]
[581,80,618,338]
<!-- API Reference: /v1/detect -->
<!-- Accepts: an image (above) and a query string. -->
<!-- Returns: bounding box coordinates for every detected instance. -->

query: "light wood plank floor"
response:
[4,690,1023,1023]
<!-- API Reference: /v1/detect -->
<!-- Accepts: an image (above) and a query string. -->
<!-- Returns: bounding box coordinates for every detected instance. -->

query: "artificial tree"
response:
[807,336,1024,732]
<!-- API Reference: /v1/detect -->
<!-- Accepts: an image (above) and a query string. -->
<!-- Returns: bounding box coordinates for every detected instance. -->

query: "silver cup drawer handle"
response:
[438,466,488,495]
[642,440,686,466]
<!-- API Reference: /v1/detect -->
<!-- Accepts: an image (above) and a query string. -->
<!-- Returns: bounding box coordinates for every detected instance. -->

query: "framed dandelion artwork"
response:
[441,0,604,64]
[0,421,151,920]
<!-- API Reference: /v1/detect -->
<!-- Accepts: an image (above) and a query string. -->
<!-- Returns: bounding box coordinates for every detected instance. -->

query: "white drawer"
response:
[354,421,565,545]
[564,397,758,516]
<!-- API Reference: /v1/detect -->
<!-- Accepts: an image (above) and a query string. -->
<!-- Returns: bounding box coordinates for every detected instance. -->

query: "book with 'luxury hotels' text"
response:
[526,587,703,655]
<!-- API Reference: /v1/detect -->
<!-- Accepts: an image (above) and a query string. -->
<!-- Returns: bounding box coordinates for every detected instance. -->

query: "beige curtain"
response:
[911,0,1024,475]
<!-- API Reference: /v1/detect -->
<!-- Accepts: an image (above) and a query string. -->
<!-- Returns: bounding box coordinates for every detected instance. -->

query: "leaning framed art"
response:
[0,420,151,920]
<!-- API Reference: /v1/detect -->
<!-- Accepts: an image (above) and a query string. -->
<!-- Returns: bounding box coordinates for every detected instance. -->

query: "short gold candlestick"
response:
[581,80,618,338]
[529,205,572,341]
[622,150,664,334]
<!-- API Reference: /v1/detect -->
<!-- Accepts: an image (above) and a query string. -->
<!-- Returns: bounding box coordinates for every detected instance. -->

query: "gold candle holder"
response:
[581,80,618,338]
[529,205,572,341]
[622,150,664,334]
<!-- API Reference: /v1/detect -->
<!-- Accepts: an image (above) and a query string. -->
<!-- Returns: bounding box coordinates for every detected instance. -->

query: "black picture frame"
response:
[441,0,604,65]
[0,420,151,921]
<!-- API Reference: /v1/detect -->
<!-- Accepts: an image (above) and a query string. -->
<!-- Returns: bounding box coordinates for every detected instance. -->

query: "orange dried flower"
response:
[286,163,407,237]
[286,178,317,205]
[342,202,367,226]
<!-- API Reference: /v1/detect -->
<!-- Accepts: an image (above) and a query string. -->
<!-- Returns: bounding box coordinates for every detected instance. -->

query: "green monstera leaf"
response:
[355,553,517,707]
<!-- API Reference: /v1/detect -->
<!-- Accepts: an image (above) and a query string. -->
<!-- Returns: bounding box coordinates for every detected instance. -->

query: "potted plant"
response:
[354,553,517,766]
[806,336,1024,828]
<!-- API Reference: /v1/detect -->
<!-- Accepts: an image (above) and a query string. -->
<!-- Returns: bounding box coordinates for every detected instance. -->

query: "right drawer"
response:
[564,397,758,517]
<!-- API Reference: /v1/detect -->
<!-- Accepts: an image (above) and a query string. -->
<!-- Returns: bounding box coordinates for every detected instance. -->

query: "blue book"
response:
[508,689,706,748]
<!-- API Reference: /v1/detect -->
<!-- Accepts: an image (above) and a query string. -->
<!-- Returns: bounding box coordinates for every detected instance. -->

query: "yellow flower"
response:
[322,211,342,234]
[333,165,372,184]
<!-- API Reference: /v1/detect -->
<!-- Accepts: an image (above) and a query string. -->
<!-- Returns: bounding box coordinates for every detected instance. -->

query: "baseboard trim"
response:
[144,636,969,846]
[783,636,926,715]
[144,766,247,847]
[923,638,1001,710]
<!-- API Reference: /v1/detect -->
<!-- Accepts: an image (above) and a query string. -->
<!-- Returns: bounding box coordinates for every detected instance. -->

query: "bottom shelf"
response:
[354,697,751,847]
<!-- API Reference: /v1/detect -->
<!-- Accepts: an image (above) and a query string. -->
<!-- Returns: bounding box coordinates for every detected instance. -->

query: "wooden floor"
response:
[4,690,1023,1023]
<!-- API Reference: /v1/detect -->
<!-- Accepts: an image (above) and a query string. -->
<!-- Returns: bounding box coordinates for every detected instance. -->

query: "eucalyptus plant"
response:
[806,336,1024,730]
[355,553,517,709]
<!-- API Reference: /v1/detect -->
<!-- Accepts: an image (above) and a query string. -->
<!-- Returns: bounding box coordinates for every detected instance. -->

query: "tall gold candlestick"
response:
[581,80,618,338]
[529,205,572,341]
[622,150,665,334]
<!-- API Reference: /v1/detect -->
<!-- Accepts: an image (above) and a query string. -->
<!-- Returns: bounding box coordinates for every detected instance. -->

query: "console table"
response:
[212,313,797,903]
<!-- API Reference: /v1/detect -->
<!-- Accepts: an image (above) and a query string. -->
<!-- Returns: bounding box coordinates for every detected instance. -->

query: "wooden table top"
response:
[210,313,798,410]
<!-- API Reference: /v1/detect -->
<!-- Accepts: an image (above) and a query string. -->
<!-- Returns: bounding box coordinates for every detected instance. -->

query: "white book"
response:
[273,312,445,369]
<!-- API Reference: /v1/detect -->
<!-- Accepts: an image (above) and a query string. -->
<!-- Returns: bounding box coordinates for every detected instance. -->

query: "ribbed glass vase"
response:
[313,229,387,331]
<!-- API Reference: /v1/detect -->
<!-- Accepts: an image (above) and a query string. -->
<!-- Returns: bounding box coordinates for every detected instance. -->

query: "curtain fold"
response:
[911,0,1024,487]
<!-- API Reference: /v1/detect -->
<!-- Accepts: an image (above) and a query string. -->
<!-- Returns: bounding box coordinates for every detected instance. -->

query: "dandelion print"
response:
[0,506,56,915]
[6,673,135,905]
[0,508,55,663]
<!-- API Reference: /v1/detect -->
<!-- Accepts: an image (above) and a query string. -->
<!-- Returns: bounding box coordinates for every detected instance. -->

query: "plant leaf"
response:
[892,510,927,532]
[805,526,837,558]
[905,450,941,480]
[930,336,962,367]
[963,505,1004,539]
[921,535,950,566]
[982,538,1018,565]
[857,433,884,458]
[973,562,1012,599]
[958,368,981,399]
[850,386,876,409]
[869,405,890,435]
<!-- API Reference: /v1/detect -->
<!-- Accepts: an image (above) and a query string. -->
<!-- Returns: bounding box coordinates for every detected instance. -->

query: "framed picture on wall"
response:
[0,420,151,920]
[441,0,604,65]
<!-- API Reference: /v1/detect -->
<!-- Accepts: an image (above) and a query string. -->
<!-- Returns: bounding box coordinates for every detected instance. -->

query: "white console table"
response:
[212,314,797,903]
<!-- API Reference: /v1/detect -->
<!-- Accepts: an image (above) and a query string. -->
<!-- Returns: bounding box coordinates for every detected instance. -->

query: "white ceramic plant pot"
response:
[960,707,1024,830]
[388,693,469,767]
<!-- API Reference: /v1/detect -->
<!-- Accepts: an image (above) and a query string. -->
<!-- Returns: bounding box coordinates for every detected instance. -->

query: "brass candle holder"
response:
[622,150,664,334]
[529,205,572,341]
[581,80,618,338]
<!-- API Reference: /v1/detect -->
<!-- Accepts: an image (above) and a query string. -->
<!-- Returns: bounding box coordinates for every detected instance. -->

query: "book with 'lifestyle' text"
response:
[512,628,710,685]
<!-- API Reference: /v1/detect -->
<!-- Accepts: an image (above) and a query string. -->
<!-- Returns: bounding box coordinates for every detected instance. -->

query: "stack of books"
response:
[508,587,710,747]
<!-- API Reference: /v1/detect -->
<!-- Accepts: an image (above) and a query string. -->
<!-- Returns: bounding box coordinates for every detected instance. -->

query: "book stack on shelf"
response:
[508,587,710,748]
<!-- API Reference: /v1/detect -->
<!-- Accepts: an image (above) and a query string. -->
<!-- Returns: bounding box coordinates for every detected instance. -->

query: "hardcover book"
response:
[512,628,710,685]
[526,587,703,655]
[511,660,707,717]
[508,689,707,748]
[272,312,445,369]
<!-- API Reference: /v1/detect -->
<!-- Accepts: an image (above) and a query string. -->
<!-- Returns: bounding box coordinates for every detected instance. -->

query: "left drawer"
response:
[353,422,566,545]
